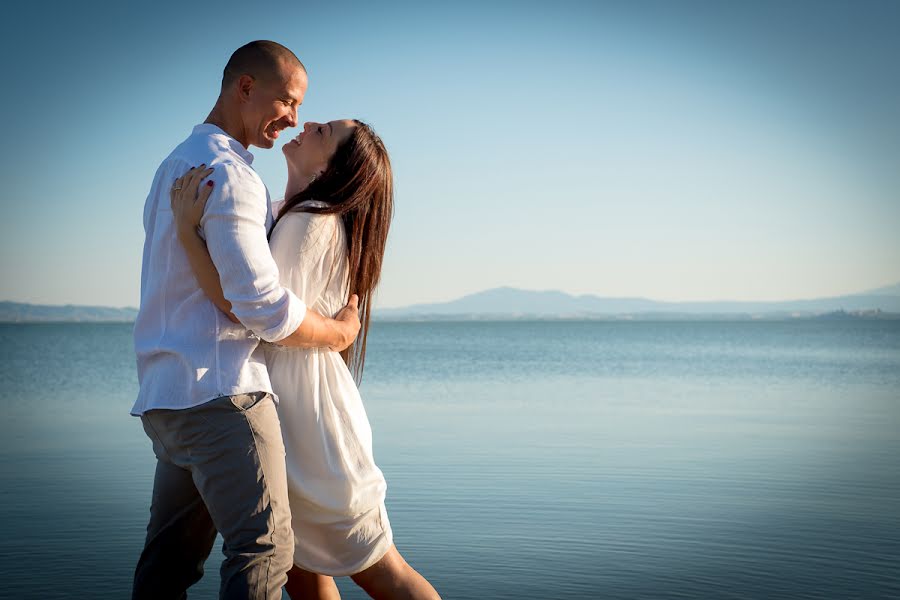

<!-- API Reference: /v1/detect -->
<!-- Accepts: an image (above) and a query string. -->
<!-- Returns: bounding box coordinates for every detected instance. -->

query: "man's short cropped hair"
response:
[222,40,306,89]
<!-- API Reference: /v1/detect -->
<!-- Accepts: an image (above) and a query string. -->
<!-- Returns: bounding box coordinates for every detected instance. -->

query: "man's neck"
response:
[205,102,249,149]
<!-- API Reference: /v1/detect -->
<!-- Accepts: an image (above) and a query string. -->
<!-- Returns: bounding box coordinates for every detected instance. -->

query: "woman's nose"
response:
[303,122,317,132]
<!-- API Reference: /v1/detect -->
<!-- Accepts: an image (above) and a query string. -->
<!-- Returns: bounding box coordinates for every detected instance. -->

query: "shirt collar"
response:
[192,123,255,165]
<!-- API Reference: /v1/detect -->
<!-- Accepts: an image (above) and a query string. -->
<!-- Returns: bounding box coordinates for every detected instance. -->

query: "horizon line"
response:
[4,280,900,312]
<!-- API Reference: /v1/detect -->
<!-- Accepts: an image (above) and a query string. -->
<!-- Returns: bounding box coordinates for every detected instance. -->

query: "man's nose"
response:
[285,106,298,128]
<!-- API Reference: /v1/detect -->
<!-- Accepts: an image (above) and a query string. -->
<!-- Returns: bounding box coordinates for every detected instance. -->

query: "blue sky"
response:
[1,0,898,308]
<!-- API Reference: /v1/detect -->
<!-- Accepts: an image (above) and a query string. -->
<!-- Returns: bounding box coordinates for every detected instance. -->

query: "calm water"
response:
[1,320,899,599]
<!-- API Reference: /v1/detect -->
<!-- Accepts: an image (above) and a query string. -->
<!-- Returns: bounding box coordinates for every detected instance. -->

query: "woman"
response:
[170,120,440,600]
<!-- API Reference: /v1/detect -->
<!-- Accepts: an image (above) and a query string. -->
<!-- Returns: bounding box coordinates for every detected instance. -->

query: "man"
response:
[131,41,358,599]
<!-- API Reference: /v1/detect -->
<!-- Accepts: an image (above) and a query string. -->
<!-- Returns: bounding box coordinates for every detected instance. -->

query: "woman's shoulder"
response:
[276,202,337,228]
[273,202,341,251]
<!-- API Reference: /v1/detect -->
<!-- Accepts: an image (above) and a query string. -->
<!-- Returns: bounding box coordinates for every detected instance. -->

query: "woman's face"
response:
[282,119,356,176]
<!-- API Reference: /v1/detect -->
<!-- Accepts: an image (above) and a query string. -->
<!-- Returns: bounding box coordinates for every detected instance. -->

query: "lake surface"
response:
[1,320,898,599]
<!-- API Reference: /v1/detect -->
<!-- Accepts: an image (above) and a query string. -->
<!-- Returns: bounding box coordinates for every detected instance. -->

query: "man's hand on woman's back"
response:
[332,294,361,351]
[279,294,360,351]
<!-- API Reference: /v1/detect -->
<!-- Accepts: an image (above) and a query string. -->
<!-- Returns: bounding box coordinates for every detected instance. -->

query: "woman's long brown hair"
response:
[274,120,393,382]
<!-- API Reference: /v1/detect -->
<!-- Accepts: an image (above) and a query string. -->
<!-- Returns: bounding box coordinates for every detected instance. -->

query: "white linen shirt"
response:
[131,124,307,416]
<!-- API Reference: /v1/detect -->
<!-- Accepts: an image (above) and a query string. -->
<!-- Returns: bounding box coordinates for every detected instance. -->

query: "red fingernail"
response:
[206,181,214,187]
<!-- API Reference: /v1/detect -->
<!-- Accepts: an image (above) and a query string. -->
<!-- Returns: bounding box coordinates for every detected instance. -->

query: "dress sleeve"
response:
[271,198,285,220]
[269,211,340,310]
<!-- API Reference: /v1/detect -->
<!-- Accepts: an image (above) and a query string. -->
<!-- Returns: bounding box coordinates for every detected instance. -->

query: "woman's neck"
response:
[284,168,314,200]
[284,175,305,201]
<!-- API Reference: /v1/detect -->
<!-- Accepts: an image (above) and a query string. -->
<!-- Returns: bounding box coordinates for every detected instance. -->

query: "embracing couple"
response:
[131,40,440,600]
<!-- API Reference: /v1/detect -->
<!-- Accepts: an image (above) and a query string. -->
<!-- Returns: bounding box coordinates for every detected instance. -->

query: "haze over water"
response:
[1,320,899,599]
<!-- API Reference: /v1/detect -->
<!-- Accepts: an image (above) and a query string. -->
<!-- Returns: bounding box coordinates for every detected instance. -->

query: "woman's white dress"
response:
[264,200,392,576]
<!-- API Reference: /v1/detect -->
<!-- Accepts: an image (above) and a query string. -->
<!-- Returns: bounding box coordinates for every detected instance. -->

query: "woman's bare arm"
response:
[169,166,240,322]
[177,224,240,323]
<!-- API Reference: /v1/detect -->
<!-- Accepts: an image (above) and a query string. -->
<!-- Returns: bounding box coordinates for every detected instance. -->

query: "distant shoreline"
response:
[3,311,899,324]
[4,285,900,323]
[372,311,900,322]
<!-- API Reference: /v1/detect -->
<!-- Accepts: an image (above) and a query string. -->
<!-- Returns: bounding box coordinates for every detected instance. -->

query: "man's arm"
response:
[176,214,359,349]
[192,163,359,350]
[180,217,358,348]
[182,222,359,348]
[279,295,359,350]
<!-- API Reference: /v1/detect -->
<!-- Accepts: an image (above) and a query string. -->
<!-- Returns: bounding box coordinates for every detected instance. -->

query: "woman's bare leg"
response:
[285,564,341,600]
[350,545,440,600]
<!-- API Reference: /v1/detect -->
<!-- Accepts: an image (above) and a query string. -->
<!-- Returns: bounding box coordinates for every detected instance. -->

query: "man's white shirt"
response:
[131,124,306,415]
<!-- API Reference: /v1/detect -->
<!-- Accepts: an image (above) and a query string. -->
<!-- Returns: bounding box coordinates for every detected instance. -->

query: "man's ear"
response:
[236,74,255,102]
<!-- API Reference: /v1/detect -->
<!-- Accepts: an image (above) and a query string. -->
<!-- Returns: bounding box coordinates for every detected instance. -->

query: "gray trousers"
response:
[133,392,293,600]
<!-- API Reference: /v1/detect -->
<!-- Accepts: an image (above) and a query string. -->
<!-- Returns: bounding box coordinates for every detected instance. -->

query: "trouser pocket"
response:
[229,391,270,412]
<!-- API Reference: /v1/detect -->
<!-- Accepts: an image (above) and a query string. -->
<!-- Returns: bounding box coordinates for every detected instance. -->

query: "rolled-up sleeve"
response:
[199,162,306,342]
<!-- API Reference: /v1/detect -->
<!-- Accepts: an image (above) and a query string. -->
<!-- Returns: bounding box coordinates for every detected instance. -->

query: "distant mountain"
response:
[863,282,900,296]
[4,282,900,322]
[0,301,138,323]
[376,284,900,320]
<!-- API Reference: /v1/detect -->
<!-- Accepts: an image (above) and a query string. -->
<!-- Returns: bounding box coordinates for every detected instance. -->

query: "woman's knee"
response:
[350,546,408,589]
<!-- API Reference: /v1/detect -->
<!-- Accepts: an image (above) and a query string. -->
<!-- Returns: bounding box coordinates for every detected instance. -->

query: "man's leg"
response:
[186,393,294,600]
[133,417,218,600]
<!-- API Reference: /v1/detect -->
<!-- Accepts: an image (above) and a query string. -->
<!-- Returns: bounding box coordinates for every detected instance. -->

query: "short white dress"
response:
[264,200,392,576]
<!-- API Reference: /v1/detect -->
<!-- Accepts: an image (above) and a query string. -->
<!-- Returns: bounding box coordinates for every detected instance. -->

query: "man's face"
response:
[241,62,308,149]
